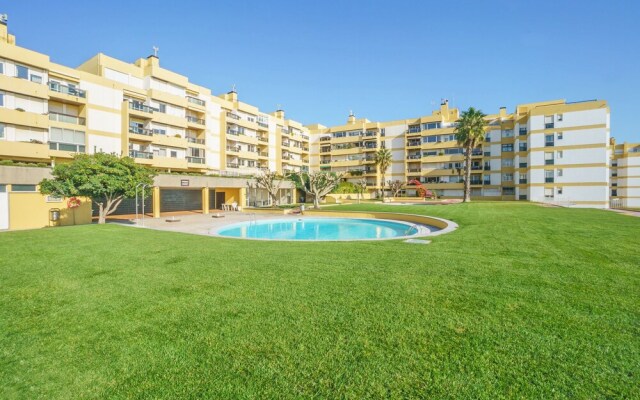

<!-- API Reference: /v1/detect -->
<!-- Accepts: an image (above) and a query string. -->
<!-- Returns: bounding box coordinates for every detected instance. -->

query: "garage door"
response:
[0,185,8,230]
[160,189,202,213]
[91,197,153,217]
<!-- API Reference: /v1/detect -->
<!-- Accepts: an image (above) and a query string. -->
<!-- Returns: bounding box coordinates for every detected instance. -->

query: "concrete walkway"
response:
[609,209,640,218]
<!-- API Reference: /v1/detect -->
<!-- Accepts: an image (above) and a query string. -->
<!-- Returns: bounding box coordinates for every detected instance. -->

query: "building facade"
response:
[0,19,638,229]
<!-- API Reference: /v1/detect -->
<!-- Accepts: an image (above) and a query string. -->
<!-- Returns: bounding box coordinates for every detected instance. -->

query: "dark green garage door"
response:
[160,189,202,213]
[92,197,152,217]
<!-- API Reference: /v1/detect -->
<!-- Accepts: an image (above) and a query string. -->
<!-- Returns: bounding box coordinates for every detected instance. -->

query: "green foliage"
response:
[39,153,155,200]
[0,203,638,398]
[332,181,357,194]
[455,107,487,148]
[0,159,49,168]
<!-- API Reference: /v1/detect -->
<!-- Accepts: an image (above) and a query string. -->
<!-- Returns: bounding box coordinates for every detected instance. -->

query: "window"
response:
[16,65,28,79]
[557,132,563,140]
[422,122,441,130]
[557,169,563,177]
[12,184,37,192]
[0,92,3,107]
[544,115,554,129]
[0,62,3,74]
[557,187,563,195]
[557,114,563,121]
[502,144,514,152]
[519,142,527,151]
[502,158,514,167]
[503,187,515,195]
[545,152,554,165]
[545,134,555,147]
[0,123,4,139]
[544,188,554,198]
[612,189,618,196]
[157,103,166,113]
[545,170,554,183]
[30,74,42,84]
[557,150,563,159]
[170,151,177,158]
[0,184,5,193]
[502,173,513,182]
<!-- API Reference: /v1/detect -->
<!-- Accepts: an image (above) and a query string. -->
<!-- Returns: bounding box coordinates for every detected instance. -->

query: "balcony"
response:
[48,112,85,126]
[545,141,554,147]
[187,136,205,144]
[483,180,491,185]
[545,159,555,165]
[226,129,241,136]
[186,116,205,125]
[48,81,86,98]
[519,145,528,151]
[519,162,528,168]
[471,166,483,170]
[129,126,153,136]
[226,163,239,168]
[226,112,241,120]
[470,180,483,186]
[257,121,269,129]
[519,128,527,136]
[320,137,331,142]
[186,96,205,107]
[407,168,421,173]
[406,141,421,147]
[186,156,205,164]
[226,146,241,152]
[545,177,554,183]
[129,102,154,114]
[545,123,554,129]
[484,165,491,171]
[49,142,86,153]
[407,154,421,160]
[519,179,528,184]
[282,141,291,147]
[483,152,491,157]
[258,136,268,142]
[471,149,483,156]
[129,150,153,159]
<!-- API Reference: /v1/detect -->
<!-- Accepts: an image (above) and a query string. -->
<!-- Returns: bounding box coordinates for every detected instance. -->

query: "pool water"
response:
[216,218,421,241]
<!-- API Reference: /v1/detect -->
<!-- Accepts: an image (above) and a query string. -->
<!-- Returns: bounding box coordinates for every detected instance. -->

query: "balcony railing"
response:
[320,137,331,142]
[129,102,154,113]
[471,149,483,156]
[49,142,86,152]
[226,146,240,152]
[186,156,205,164]
[407,168,421,173]
[257,136,268,142]
[187,116,205,125]
[226,112,241,120]
[186,96,205,106]
[226,163,239,169]
[407,141,421,147]
[282,141,291,147]
[470,180,483,185]
[257,121,269,128]
[483,180,491,185]
[187,137,205,144]
[226,129,240,136]
[129,126,153,136]
[48,82,86,98]
[49,112,85,125]
[259,152,268,157]
[407,155,421,160]
[129,150,153,159]
[471,166,483,170]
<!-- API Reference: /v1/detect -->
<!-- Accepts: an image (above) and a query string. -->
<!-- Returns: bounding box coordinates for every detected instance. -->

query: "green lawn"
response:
[1,202,638,399]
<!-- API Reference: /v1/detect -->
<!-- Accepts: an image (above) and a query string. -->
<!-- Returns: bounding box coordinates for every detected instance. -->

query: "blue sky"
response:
[5,1,639,142]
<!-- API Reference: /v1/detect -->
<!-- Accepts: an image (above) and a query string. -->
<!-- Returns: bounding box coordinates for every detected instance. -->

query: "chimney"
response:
[499,106,507,117]
[0,14,15,45]
[274,108,285,119]
[347,110,356,124]
[225,90,238,102]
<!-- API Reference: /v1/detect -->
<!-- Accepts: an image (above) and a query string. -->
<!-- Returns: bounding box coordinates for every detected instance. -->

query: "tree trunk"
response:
[464,145,472,202]
[98,203,107,224]
[313,195,320,209]
[380,174,385,200]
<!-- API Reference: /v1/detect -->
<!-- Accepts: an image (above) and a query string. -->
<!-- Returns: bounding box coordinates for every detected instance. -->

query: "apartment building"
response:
[0,19,309,176]
[611,142,640,208]
[311,99,614,208]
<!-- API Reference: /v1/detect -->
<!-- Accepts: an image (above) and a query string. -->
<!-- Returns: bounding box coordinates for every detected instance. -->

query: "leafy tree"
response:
[332,181,357,194]
[250,170,285,207]
[374,148,392,200]
[289,171,345,209]
[40,153,155,224]
[455,107,487,202]
[387,180,404,198]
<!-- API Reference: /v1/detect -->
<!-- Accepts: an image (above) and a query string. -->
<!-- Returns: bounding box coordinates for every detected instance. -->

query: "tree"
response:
[388,180,404,198]
[289,171,345,209]
[374,148,392,200]
[251,170,285,207]
[355,178,367,204]
[331,181,357,194]
[39,153,155,224]
[455,107,487,202]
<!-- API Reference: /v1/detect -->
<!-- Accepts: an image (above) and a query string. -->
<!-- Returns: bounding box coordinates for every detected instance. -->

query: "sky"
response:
[4,1,639,142]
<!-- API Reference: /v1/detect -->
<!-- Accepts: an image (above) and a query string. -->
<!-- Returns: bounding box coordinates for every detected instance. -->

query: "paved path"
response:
[609,209,640,218]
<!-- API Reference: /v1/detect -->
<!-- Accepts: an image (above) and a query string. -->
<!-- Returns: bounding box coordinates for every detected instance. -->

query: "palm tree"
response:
[374,148,392,200]
[455,107,487,202]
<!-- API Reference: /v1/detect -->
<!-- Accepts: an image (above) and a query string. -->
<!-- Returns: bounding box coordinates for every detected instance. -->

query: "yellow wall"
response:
[8,190,92,230]
[213,188,241,207]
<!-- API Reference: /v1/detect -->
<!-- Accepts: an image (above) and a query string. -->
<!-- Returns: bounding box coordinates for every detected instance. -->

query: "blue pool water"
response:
[216,218,420,241]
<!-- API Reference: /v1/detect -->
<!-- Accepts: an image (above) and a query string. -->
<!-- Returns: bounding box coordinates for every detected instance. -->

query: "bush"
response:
[331,181,357,194]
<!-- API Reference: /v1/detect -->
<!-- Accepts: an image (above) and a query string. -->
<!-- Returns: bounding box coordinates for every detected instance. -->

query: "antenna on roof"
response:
[152,46,159,57]
[0,14,8,25]
[231,84,236,93]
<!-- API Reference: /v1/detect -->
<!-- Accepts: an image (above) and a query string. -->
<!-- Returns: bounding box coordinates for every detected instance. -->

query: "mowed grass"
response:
[0,202,638,399]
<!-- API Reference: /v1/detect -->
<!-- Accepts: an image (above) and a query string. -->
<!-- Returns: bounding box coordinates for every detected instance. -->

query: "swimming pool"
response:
[215,217,429,241]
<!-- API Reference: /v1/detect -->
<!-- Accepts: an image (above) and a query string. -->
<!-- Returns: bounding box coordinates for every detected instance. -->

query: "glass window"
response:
[30,74,43,84]
[557,187,563,195]
[0,184,5,192]
[12,184,37,192]
[0,92,3,107]
[0,63,3,74]
[16,65,28,79]
[501,144,513,152]
[544,188,554,198]
[0,123,4,139]
[557,169,563,177]
[170,151,177,158]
